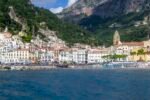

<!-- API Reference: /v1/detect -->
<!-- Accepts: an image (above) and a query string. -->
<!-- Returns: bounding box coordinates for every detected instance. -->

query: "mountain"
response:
[58,0,105,23]
[0,0,97,45]
[1,0,150,46]
[59,0,149,23]
[59,0,150,45]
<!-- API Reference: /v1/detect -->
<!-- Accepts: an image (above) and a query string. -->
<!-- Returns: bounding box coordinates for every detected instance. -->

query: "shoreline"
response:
[1,67,150,71]
[0,62,150,71]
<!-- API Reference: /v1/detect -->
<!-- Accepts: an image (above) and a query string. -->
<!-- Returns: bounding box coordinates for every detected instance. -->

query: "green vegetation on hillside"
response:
[1,0,149,46]
[79,11,150,46]
[0,0,99,45]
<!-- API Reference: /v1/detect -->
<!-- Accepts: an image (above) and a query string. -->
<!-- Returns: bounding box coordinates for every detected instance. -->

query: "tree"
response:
[130,51,137,56]
[112,54,127,61]
[137,49,146,61]
[137,49,145,55]
[130,51,137,61]
[103,54,127,62]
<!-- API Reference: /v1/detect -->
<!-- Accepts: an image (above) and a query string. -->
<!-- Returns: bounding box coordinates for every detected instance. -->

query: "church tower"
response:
[113,30,121,45]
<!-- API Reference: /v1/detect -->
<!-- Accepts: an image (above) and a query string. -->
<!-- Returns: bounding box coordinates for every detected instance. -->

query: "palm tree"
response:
[137,49,145,55]
[137,49,146,61]
[130,51,137,61]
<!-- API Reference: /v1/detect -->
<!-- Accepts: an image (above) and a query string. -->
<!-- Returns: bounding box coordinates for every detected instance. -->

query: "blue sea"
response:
[0,69,150,100]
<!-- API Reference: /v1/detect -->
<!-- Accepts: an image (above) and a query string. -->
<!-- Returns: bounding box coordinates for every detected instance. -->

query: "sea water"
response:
[0,69,150,100]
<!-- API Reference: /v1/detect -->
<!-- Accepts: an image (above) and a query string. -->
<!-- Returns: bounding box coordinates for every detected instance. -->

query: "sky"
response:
[31,0,77,13]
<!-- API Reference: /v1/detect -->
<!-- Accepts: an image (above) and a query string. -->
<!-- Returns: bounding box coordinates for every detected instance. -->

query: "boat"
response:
[56,64,69,68]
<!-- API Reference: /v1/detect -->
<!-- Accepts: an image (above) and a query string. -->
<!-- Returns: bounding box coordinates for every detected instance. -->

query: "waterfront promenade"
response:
[0,62,150,71]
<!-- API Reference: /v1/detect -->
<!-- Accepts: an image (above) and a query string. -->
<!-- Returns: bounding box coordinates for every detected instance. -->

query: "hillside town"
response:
[0,27,150,68]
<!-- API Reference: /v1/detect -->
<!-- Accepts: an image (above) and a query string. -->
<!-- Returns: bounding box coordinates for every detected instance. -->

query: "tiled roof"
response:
[122,42,144,46]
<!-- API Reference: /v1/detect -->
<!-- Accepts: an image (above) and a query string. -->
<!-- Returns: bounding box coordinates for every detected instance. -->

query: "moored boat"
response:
[56,64,69,68]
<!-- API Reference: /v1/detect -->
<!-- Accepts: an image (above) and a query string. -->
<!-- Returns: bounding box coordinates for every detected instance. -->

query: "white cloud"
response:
[67,0,78,7]
[50,0,77,13]
[50,7,64,13]
[32,0,78,13]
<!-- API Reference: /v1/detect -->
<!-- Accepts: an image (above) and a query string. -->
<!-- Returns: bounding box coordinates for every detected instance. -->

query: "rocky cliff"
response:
[59,0,150,23]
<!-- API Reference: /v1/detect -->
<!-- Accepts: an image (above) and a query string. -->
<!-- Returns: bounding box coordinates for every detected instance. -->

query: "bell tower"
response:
[113,30,121,45]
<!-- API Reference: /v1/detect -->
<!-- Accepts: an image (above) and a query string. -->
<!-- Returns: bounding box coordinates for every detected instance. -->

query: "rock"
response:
[59,0,150,23]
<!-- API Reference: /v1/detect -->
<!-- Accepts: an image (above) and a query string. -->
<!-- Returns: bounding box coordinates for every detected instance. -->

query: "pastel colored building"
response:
[87,48,110,64]
[129,48,150,62]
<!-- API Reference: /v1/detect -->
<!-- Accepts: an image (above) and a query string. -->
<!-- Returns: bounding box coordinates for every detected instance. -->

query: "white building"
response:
[87,48,109,64]
[0,49,31,64]
[72,49,87,64]
[115,45,130,55]
[39,48,55,64]
[59,49,73,63]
